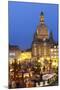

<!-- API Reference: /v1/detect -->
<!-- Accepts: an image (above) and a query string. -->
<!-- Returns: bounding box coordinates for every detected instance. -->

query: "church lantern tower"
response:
[40,11,44,24]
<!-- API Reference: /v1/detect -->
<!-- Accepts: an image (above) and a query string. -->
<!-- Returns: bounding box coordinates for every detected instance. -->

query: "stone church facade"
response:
[32,12,58,61]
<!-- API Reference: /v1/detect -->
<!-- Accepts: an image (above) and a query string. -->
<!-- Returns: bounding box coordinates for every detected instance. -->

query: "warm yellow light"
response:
[9,60,12,64]
[41,57,44,61]
[47,57,50,60]
[9,58,15,64]
[19,52,31,61]
[50,49,53,52]
[54,56,57,58]
[51,56,54,58]
[38,60,41,63]
[52,62,56,66]
[52,62,58,67]
[17,59,21,62]
[54,46,56,48]
[24,73,29,78]
[10,69,13,72]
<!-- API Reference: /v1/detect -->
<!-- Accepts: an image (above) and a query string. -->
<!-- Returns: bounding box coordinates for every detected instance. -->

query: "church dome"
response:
[36,12,49,40]
[37,24,48,40]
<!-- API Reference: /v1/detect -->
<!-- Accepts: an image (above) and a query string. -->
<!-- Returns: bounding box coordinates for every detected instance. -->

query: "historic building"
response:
[32,12,58,63]
[9,45,21,64]
[9,45,21,87]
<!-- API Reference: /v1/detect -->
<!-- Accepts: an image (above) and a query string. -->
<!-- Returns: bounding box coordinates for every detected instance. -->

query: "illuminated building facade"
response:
[32,12,58,63]
[9,45,21,64]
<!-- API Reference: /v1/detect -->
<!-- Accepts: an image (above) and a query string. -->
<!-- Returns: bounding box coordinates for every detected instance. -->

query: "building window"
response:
[51,56,54,58]
[54,53,57,55]
[50,49,53,52]
[54,46,56,48]
[43,38,46,41]
[54,56,56,58]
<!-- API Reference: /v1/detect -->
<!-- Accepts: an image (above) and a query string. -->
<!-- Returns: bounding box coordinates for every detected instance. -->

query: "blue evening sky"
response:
[8,1,58,50]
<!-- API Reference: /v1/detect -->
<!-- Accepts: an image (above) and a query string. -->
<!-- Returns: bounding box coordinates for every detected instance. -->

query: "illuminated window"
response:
[50,49,53,52]
[51,56,54,58]
[54,56,56,58]
[54,46,56,48]
[43,38,46,41]
[41,57,44,61]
